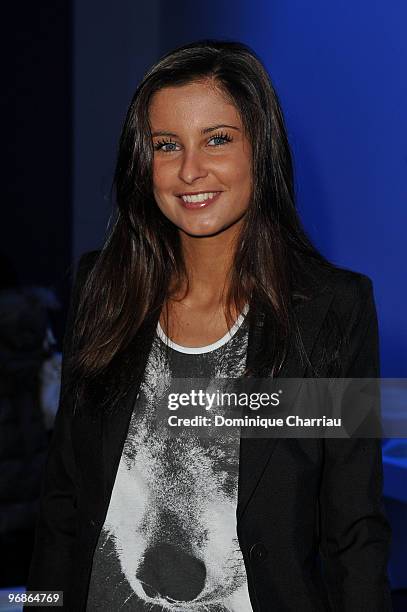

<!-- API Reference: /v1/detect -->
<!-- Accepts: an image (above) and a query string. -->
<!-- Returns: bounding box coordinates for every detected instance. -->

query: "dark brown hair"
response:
[71,39,339,387]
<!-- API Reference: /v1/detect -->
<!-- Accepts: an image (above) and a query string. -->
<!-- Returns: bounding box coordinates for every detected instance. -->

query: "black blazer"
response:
[26,251,393,611]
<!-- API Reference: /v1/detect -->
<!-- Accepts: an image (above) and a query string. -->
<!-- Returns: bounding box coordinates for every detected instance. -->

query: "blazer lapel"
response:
[237,288,335,520]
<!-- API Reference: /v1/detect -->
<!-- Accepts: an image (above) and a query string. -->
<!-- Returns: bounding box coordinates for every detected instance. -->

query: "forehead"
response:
[148,81,242,129]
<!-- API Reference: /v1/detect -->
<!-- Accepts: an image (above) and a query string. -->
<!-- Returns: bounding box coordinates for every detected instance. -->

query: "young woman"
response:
[27,40,392,611]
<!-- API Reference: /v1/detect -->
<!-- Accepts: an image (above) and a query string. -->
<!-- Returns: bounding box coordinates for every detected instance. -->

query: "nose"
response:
[178,148,208,184]
[136,541,206,602]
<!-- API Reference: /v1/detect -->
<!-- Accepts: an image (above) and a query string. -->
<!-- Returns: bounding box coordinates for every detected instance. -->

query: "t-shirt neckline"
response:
[156,303,249,354]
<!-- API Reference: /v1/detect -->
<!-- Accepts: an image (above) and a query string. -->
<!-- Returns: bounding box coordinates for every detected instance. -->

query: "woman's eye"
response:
[154,140,179,153]
[208,132,233,146]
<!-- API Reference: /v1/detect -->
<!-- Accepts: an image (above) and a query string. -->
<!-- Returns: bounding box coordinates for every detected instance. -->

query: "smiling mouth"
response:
[177,191,222,209]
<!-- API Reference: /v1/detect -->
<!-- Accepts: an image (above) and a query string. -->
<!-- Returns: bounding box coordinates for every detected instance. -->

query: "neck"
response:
[173,219,243,307]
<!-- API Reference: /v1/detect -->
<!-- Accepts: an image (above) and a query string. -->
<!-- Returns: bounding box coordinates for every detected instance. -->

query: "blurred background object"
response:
[0,284,60,587]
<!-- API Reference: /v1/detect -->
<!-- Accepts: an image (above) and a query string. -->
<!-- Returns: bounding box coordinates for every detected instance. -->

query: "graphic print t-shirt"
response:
[86,306,252,611]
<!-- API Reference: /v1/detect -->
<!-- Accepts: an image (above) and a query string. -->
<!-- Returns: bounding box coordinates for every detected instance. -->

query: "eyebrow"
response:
[151,124,240,137]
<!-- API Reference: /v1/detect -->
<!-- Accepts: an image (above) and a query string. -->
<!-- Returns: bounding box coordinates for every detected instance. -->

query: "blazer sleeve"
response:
[318,275,393,611]
[25,251,97,597]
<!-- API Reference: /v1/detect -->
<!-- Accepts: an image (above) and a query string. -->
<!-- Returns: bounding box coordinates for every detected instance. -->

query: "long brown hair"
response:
[71,39,340,387]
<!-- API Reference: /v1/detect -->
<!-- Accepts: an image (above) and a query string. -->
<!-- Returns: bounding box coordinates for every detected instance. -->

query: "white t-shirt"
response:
[86,305,252,611]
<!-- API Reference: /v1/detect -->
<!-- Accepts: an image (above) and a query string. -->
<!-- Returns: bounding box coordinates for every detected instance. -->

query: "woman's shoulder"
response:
[297,254,375,293]
[297,260,376,322]
[308,263,378,338]
[318,263,374,299]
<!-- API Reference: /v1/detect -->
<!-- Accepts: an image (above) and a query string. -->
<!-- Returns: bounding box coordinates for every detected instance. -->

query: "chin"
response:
[177,214,246,239]
[180,223,229,238]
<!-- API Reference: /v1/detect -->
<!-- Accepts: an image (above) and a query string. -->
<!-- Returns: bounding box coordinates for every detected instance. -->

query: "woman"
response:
[27,40,392,611]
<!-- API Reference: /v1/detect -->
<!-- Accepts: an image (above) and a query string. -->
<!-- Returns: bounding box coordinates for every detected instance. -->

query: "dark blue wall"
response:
[72,0,160,262]
[4,2,72,342]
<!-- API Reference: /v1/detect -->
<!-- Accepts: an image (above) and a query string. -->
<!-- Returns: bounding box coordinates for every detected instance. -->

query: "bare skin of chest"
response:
[159,301,241,348]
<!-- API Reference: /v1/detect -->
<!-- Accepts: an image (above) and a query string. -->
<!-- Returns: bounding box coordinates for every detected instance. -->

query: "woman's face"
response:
[149,80,252,237]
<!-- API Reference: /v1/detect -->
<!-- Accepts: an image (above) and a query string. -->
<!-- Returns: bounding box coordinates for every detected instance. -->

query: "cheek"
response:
[152,163,163,194]
[152,160,173,194]
[152,165,177,220]
[228,155,252,201]
[222,150,251,184]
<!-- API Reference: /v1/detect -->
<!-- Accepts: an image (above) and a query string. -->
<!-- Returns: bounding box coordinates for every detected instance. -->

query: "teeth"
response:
[181,192,219,203]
